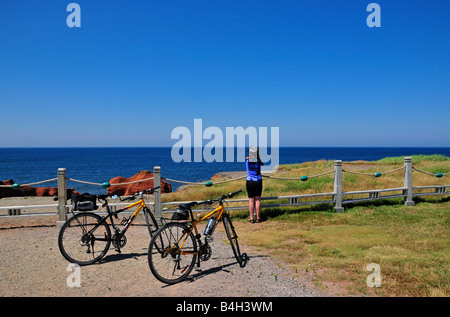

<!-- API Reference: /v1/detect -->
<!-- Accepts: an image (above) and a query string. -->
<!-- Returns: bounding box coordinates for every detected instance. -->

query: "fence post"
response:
[404,157,415,206]
[56,168,68,227]
[153,166,162,223]
[334,160,344,212]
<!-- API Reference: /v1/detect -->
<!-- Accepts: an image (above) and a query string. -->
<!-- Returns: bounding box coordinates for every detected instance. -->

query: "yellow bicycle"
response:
[58,186,160,265]
[148,190,248,284]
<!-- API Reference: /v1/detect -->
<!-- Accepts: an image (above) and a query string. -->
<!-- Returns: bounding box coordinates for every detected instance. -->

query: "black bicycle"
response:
[58,186,160,265]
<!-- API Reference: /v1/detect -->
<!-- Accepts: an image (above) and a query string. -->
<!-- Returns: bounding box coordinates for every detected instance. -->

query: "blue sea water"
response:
[0,147,449,194]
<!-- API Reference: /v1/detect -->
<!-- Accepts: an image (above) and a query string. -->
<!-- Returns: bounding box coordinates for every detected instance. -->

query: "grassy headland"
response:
[162,154,449,297]
[162,154,449,205]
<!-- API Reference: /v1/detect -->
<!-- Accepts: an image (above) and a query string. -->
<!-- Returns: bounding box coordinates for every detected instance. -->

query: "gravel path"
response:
[0,216,323,297]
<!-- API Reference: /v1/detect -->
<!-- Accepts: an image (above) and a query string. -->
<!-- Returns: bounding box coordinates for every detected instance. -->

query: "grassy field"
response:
[161,155,450,297]
[162,154,449,204]
[233,199,449,297]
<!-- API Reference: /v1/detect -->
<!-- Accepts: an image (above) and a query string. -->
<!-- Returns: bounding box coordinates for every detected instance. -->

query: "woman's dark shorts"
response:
[246,180,263,198]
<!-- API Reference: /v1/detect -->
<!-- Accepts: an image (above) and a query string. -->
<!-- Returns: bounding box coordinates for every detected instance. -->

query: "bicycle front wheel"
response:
[148,222,197,284]
[223,214,247,267]
[58,213,111,265]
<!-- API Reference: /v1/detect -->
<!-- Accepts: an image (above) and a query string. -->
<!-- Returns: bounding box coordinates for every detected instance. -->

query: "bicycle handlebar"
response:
[97,186,161,202]
[119,186,161,201]
[227,190,243,198]
[194,189,243,206]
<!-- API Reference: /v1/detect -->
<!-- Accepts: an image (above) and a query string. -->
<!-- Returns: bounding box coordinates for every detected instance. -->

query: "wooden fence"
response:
[0,157,448,226]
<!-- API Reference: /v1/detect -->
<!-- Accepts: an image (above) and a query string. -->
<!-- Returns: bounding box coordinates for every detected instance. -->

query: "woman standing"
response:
[246,146,263,223]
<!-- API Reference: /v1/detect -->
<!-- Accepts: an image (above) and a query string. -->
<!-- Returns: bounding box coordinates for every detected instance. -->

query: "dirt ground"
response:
[0,212,324,297]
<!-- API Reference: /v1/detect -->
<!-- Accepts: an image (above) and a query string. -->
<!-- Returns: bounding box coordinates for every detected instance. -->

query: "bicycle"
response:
[58,186,160,266]
[147,190,248,284]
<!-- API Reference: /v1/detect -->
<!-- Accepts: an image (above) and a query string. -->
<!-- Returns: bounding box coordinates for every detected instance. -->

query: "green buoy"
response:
[12,183,21,189]
[436,173,443,178]
[102,182,111,188]
[374,172,382,177]
[301,176,308,181]
[205,181,213,187]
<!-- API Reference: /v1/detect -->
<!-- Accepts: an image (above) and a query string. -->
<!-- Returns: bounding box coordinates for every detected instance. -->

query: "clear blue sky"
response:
[0,0,449,147]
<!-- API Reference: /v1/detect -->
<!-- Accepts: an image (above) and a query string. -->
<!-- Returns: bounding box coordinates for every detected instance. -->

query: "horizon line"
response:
[1,146,450,149]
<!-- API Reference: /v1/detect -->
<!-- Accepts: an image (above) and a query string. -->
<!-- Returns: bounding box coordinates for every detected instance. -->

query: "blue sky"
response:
[0,0,449,147]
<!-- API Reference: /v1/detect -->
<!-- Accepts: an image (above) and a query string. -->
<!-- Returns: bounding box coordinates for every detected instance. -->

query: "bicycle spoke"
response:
[148,222,197,284]
[58,213,111,265]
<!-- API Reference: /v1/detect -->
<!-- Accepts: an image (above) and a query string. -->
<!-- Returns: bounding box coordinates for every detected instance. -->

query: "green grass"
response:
[235,199,450,297]
[377,154,450,164]
[163,154,449,204]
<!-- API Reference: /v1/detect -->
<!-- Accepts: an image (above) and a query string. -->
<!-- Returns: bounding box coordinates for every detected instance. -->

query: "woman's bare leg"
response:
[248,197,255,221]
[255,196,261,221]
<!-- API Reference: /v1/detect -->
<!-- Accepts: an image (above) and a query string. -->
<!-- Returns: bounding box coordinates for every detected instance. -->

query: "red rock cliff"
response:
[107,170,172,196]
[0,179,78,199]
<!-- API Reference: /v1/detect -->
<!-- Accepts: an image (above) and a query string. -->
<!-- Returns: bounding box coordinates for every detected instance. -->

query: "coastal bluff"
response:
[107,170,172,196]
[0,179,78,199]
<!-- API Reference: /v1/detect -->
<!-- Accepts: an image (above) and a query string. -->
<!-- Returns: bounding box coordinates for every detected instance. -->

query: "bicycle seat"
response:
[172,204,191,220]
[180,201,198,209]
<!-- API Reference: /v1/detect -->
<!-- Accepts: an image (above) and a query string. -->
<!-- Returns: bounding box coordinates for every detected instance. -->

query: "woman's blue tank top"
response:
[246,158,262,181]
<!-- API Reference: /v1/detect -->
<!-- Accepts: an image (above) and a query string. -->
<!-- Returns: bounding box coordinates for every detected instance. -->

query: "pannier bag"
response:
[171,205,190,220]
[72,193,98,211]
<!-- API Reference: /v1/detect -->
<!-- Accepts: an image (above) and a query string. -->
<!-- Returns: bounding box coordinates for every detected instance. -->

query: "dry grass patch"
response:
[235,200,450,297]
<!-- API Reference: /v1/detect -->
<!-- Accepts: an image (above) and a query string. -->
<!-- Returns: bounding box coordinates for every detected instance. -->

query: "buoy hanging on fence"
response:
[301,176,308,181]
[205,181,213,187]
[374,172,382,177]
[12,183,21,189]
[102,182,111,188]
[436,173,443,178]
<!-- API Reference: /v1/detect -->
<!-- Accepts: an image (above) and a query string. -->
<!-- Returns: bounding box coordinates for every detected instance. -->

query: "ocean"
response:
[1,147,449,194]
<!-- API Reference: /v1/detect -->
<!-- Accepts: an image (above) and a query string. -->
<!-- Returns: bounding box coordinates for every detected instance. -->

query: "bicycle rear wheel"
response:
[222,214,248,267]
[148,222,197,284]
[58,213,111,265]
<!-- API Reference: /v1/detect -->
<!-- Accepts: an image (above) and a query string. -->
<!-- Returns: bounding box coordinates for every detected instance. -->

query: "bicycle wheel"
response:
[148,222,197,284]
[222,214,248,267]
[58,213,111,265]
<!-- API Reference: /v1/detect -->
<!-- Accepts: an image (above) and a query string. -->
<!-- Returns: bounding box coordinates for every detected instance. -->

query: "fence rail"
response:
[0,157,448,226]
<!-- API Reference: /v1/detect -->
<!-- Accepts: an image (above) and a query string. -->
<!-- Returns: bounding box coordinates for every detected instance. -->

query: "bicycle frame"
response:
[168,203,226,256]
[110,199,147,233]
[80,198,149,240]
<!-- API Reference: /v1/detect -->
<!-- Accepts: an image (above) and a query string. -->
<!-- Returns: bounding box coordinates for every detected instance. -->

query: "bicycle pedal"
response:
[114,248,122,254]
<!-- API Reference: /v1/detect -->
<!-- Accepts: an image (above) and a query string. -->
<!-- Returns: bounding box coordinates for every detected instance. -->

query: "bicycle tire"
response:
[58,212,111,266]
[148,222,197,284]
[222,214,247,267]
